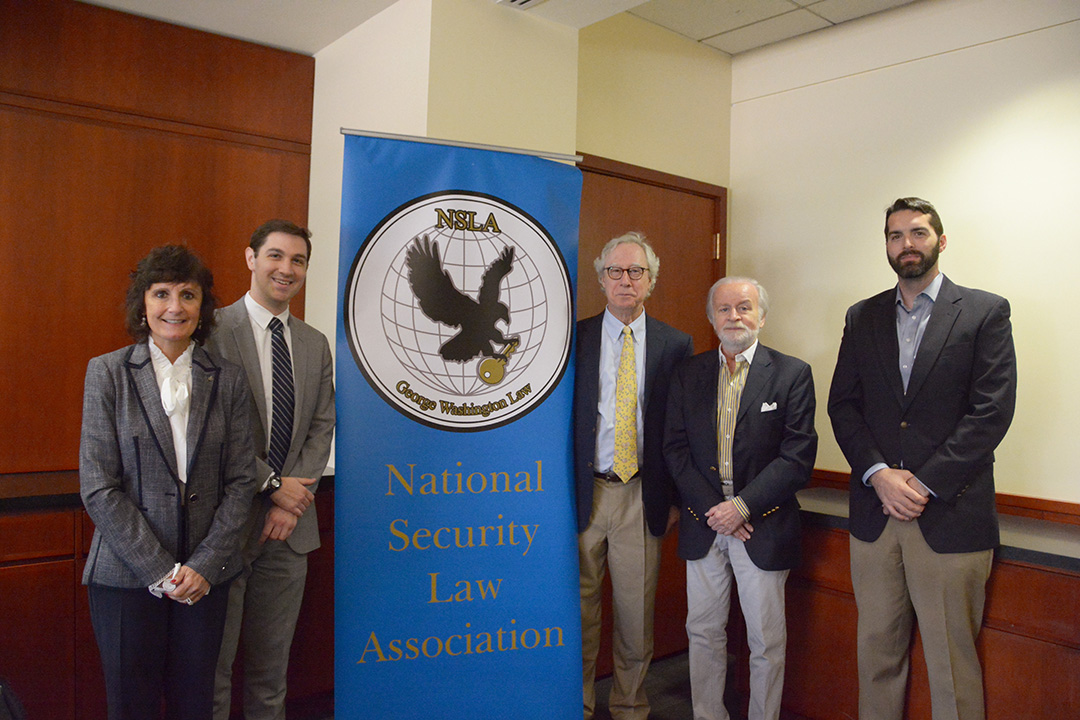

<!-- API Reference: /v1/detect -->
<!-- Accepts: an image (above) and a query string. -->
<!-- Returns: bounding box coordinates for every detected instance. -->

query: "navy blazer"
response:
[828,276,1017,553]
[80,343,258,588]
[664,345,817,569]
[573,312,694,536]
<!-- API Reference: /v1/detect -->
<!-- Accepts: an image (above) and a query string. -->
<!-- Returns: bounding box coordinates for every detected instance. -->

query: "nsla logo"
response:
[344,191,573,431]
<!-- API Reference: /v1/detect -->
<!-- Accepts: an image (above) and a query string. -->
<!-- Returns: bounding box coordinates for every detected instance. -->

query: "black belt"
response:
[594,471,639,483]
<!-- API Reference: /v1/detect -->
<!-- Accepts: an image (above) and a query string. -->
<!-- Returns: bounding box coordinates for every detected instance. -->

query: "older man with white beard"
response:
[664,277,817,720]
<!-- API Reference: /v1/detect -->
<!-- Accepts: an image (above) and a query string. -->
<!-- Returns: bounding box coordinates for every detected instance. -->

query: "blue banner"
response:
[335,134,583,719]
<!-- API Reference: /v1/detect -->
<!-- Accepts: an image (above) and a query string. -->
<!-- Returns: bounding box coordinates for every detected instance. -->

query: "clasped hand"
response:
[706,500,753,542]
[869,468,929,521]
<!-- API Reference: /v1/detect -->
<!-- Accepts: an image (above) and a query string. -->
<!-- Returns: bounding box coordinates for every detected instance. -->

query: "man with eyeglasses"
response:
[575,232,694,720]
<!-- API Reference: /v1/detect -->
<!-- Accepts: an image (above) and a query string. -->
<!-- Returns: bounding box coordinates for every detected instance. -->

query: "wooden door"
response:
[576,154,727,673]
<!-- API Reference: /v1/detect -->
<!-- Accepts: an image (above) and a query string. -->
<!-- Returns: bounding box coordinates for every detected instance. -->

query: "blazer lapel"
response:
[643,315,663,414]
[230,312,268,437]
[124,344,180,484]
[704,352,720,440]
[737,345,773,424]
[578,315,603,417]
[904,277,961,404]
[697,352,723,496]
[186,347,220,478]
[871,291,906,406]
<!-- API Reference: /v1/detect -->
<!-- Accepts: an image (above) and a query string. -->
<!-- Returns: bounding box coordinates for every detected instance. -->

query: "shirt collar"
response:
[602,307,646,341]
[895,272,944,307]
[148,336,193,372]
[719,339,759,368]
[245,291,291,330]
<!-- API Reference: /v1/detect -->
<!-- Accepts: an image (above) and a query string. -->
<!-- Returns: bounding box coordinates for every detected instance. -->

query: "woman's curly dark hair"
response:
[125,245,217,345]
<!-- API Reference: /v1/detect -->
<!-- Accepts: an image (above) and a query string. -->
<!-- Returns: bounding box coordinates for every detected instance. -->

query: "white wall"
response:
[729,0,1080,502]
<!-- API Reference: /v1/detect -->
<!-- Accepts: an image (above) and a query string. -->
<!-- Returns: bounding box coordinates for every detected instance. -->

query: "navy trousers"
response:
[88,581,231,720]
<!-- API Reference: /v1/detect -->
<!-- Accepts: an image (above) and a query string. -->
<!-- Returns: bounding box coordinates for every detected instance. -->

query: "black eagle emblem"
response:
[405,235,517,363]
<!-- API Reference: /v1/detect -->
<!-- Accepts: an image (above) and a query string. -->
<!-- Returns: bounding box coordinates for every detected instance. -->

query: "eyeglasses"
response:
[604,266,648,281]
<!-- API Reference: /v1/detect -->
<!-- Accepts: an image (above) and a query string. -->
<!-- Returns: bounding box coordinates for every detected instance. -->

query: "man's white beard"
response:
[720,327,757,356]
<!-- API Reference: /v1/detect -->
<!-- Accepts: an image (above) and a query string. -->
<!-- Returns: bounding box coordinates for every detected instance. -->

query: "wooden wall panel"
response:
[0,508,74,562]
[984,561,1080,648]
[0,559,77,718]
[0,0,314,144]
[981,625,1080,717]
[0,0,313,476]
[784,581,859,720]
[0,105,310,472]
[774,522,1080,720]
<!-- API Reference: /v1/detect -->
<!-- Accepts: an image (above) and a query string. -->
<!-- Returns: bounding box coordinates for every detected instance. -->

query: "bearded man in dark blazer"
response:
[828,197,1017,720]
[664,277,817,720]
[575,232,693,720]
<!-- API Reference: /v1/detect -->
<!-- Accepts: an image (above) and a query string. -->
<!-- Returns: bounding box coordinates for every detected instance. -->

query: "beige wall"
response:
[728,0,1080,502]
[427,0,578,154]
[577,13,731,188]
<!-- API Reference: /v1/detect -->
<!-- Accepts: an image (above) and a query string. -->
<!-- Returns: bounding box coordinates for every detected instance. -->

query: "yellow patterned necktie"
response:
[613,326,638,482]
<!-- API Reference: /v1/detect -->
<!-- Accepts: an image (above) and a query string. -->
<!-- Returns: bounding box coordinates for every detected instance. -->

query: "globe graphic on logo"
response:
[381,225,550,397]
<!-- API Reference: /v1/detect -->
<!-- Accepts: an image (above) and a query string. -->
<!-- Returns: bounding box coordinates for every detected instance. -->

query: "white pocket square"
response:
[760,402,777,412]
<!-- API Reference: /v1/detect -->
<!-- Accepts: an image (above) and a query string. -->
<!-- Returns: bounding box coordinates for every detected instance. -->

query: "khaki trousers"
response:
[686,533,789,720]
[850,517,993,720]
[579,476,662,720]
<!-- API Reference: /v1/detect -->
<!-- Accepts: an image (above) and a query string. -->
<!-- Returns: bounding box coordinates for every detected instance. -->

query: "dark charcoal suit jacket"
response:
[664,344,817,570]
[828,276,1017,553]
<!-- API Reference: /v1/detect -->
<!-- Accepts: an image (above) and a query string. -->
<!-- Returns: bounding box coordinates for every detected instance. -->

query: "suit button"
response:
[890,464,900,469]
[900,421,909,429]
[189,493,199,504]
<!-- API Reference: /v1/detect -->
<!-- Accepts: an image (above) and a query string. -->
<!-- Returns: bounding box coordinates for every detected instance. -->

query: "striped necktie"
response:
[613,326,638,482]
[268,317,294,475]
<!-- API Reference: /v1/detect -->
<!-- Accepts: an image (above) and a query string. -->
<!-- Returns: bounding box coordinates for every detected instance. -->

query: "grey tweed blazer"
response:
[80,342,258,588]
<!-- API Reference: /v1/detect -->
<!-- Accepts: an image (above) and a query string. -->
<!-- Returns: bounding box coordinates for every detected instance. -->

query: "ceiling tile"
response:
[704,8,831,54]
[629,0,799,40]
[807,0,919,24]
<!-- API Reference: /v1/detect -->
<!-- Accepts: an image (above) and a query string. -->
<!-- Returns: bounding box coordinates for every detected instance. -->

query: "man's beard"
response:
[720,326,757,356]
[889,243,939,278]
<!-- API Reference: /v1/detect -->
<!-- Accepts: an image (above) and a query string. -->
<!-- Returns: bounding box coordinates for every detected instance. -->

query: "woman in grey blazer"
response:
[80,245,257,719]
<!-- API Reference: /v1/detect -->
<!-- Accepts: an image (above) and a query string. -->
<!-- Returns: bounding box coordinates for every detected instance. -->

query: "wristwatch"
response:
[266,472,282,493]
